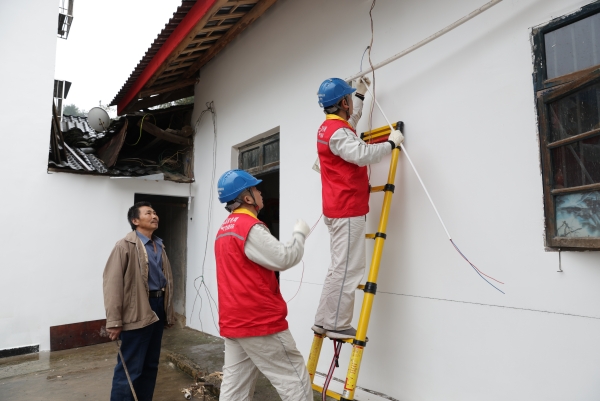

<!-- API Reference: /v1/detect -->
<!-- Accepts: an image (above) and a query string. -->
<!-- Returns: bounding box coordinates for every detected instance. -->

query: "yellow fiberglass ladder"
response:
[307,121,404,401]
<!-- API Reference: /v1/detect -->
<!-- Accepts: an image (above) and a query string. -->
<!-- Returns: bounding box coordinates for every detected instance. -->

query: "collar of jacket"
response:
[232,208,258,219]
[124,230,166,250]
[326,114,352,129]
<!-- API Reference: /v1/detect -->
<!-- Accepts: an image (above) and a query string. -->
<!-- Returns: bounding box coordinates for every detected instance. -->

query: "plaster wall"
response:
[189,0,600,399]
[0,1,190,352]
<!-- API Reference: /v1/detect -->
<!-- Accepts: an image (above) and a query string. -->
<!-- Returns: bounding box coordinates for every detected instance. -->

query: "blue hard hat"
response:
[217,169,262,203]
[317,78,356,108]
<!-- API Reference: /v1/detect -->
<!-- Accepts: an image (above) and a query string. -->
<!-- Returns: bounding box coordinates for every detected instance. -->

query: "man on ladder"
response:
[313,77,404,340]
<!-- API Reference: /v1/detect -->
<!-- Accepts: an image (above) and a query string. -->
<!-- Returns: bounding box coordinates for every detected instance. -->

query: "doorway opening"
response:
[256,170,280,240]
[134,194,188,323]
[238,133,280,239]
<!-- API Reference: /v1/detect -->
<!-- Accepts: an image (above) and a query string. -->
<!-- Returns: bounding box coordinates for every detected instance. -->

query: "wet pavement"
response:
[0,325,329,400]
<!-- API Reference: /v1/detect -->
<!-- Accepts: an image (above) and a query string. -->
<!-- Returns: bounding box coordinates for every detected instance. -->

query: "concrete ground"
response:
[0,325,330,400]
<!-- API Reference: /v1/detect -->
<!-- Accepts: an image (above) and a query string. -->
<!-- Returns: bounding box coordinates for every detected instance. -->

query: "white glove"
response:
[354,77,371,96]
[293,219,310,238]
[388,129,404,148]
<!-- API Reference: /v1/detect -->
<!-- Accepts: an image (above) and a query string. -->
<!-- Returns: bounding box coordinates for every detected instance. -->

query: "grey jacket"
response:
[103,230,175,331]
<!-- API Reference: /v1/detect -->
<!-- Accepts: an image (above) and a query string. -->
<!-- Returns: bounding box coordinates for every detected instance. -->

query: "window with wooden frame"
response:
[533,1,600,249]
[238,133,280,176]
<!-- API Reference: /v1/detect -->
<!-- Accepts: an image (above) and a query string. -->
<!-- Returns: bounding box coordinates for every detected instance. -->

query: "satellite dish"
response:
[87,107,111,132]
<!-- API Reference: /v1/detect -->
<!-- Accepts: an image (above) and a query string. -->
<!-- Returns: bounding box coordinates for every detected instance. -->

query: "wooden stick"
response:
[547,128,600,149]
[551,182,600,195]
[137,119,192,145]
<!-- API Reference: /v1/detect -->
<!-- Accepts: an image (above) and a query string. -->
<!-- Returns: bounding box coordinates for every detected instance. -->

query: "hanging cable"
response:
[322,340,343,401]
[366,0,377,183]
[359,46,370,72]
[360,79,504,294]
[367,0,377,137]
[286,214,323,303]
[127,113,155,146]
[189,101,222,332]
[346,0,504,82]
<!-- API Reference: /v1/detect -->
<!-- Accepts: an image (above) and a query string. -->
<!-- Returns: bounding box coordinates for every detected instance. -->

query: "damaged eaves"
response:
[60,115,110,148]
[48,104,195,183]
[111,0,277,114]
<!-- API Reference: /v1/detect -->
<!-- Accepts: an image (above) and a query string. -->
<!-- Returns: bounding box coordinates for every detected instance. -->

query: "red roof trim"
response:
[117,0,219,114]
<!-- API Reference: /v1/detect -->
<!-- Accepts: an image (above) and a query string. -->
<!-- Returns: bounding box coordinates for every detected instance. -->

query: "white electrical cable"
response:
[361,81,506,293]
[360,78,451,240]
[350,0,506,293]
[346,0,503,82]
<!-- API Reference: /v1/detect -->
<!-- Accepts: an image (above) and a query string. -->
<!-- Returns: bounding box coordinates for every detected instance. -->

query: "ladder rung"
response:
[357,284,365,290]
[366,232,387,240]
[361,121,401,142]
[312,383,342,400]
[371,184,395,193]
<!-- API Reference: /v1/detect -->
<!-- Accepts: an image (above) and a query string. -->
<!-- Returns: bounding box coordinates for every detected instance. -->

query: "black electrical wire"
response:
[189,101,221,334]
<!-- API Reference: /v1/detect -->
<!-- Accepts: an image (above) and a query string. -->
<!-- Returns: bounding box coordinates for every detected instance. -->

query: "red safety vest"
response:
[317,118,370,218]
[214,212,288,338]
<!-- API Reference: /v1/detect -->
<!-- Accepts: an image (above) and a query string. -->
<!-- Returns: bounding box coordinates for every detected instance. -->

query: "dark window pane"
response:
[241,147,259,170]
[545,12,600,79]
[555,190,600,238]
[263,140,279,165]
[549,81,600,142]
[551,138,600,188]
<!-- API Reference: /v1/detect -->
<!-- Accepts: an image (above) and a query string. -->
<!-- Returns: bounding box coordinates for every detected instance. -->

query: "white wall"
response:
[188,0,600,399]
[0,1,191,352]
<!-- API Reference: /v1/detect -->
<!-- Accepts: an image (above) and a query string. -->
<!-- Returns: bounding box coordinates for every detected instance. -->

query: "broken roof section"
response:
[48,105,196,182]
[110,0,278,115]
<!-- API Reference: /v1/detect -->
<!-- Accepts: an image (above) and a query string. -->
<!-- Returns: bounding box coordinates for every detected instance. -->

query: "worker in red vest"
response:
[313,78,404,340]
[215,169,313,401]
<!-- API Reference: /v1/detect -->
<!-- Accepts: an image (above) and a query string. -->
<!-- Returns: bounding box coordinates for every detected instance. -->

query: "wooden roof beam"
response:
[164,61,195,72]
[226,0,260,7]
[208,12,246,21]
[116,0,223,114]
[142,0,230,91]
[139,78,197,98]
[180,44,212,55]
[158,69,189,79]
[137,119,192,146]
[198,23,234,33]
[176,51,209,63]
[122,86,195,114]
[226,0,260,6]
[189,34,223,45]
[184,0,278,79]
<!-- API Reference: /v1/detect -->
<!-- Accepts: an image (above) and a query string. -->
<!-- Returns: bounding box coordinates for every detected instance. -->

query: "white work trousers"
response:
[220,329,313,401]
[314,216,366,331]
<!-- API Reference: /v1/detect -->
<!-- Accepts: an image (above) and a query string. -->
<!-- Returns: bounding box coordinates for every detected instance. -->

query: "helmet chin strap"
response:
[225,188,261,213]
[343,95,351,120]
[243,188,261,213]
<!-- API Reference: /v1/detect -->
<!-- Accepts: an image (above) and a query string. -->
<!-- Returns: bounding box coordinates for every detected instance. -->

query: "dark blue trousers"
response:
[110,297,165,401]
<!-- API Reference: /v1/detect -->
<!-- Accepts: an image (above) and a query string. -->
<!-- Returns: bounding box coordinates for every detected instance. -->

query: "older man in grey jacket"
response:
[103,201,175,401]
